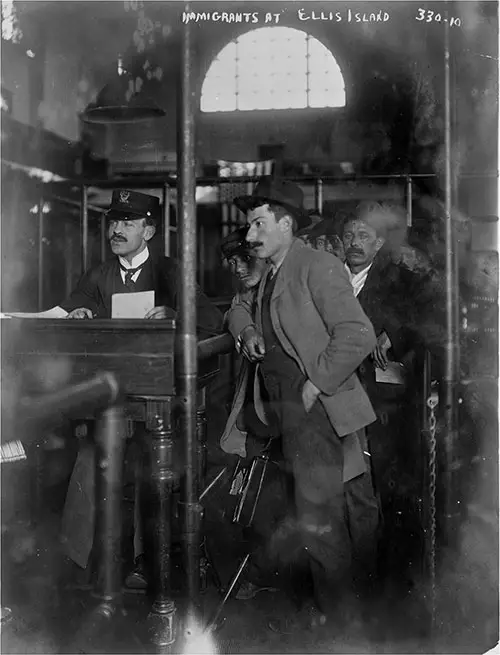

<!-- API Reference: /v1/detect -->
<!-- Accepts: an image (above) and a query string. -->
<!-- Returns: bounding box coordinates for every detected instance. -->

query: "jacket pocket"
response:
[336,374,356,393]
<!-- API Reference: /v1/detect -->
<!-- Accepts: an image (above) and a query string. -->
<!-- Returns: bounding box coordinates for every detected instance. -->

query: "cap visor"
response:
[105,209,155,220]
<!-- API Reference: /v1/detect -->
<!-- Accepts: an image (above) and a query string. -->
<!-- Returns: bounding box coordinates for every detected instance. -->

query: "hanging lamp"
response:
[81,71,165,124]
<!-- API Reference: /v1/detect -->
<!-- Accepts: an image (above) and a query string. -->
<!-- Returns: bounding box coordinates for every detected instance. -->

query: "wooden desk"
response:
[2,318,233,647]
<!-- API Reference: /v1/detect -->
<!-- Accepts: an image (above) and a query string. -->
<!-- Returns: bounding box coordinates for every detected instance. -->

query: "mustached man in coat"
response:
[341,201,443,586]
[226,177,380,634]
[55,189,222,324]
[59,190,222,579]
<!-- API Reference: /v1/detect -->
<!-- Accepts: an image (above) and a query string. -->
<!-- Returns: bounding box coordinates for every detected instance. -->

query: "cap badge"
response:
[119,191,130,204]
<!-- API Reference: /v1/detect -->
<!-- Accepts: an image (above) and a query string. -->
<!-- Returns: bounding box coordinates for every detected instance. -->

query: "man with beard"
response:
[57,189,222,580]
[227,178,379,634]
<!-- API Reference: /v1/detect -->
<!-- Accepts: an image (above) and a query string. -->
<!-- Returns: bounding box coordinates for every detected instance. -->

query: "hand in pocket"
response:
[302,379,321,413]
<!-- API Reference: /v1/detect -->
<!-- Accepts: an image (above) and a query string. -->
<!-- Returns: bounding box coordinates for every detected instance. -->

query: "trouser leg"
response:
[61,439,95,569]
[133,455,144,560]
[285,401,354,616]
[244,458,289,587]
[344,439,380,595]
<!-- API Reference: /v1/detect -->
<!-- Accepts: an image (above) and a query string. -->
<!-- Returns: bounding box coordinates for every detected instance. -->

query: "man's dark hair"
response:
[143,216,156,228]
[343,202,408,257]
[343,201,407,240]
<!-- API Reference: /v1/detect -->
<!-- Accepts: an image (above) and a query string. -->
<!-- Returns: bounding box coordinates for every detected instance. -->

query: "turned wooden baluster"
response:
[144,399,178,649]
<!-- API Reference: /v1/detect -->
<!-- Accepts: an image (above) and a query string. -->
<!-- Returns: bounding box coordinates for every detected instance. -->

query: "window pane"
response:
[202,27,345,112]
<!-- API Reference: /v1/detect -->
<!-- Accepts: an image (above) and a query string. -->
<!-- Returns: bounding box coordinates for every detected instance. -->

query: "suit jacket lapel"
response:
[357,250,392,308]
[255,239,302,330]
[270,239,301,301]
[357,266,378,306]
[255,263,271,333]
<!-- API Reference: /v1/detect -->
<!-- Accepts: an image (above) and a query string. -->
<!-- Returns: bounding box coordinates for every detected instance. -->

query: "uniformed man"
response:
[57,189,222,579]
[5,189,222,327]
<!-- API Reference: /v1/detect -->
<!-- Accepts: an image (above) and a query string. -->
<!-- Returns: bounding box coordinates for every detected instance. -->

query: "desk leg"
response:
[146,400,177,649]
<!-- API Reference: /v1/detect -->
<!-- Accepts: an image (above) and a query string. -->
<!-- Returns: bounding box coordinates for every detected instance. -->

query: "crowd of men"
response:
[217,177,441,633]
[5,181,441,635]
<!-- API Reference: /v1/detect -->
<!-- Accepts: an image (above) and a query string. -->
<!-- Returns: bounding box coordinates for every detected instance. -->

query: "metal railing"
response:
[14,373,126,644]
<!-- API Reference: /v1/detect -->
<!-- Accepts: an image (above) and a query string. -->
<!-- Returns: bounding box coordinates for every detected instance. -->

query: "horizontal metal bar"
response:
[46,170,497,193]
[19,372,120,427]
[197,334,234,360]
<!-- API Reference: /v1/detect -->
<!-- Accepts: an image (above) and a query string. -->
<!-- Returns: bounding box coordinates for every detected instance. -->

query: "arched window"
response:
[201,27,345,112]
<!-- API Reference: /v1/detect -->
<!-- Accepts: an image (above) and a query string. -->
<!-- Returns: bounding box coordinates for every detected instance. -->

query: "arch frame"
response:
[200,25,347,114]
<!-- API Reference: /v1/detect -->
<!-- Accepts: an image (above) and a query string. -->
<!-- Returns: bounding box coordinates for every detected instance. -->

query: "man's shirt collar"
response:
[119,246,149,270]
[345,262,373,297]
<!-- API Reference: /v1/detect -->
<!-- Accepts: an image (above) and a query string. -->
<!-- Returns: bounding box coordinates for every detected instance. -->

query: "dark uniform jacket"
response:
[355,247,443,397]
[60,254,222,331]
[61,253,222,569]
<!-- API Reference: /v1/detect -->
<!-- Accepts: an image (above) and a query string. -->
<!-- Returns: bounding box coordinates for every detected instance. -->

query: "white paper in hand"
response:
[375,362,405,385]
[111,291,155,319]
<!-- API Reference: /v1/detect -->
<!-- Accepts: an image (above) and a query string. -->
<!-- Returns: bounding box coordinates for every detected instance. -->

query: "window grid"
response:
[201,28,345,113]
[306,32,310,108]
[235,39,240,107]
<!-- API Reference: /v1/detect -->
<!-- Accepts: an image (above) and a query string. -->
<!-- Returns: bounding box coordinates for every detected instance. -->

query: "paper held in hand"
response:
[111,291,155,319]
[375,361,406,385]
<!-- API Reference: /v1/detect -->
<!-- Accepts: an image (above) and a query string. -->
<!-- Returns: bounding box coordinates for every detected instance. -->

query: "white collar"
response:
[345,262,373,282]
[119,246,149,270]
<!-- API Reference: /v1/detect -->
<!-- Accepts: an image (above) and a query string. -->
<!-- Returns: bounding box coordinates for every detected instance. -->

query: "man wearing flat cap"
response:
[227,177,380,632]
[220,227,271,460]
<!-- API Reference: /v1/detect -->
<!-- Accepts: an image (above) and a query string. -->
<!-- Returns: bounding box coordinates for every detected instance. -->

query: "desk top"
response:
[2,319,232,397]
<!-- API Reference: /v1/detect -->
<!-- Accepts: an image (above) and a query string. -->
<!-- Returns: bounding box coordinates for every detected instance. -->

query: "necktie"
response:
[120,264,144,290]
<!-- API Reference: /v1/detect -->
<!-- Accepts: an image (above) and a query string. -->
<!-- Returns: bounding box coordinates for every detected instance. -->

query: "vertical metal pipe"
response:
[94,404,126,610]
[69,400,126,651]
[100,213,106,263]
[315,178,324,213]
[405,176,413,227]
[177,3,202,611]
[81,185,89,272]
[162,183,170,256]
[64,220,73,298]
[222,203,229,239]
[37,197,44,311]
[230,202,237,233]
[442,6,461,546]
[199,224,205,289]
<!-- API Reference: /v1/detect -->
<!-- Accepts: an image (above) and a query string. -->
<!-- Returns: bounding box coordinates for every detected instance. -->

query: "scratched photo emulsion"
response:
[0,1,498,654]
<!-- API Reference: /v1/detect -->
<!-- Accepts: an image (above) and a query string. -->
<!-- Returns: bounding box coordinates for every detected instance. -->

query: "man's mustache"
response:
[347,248,364,256]
[247,241,263,249]
[111,235,127,243]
